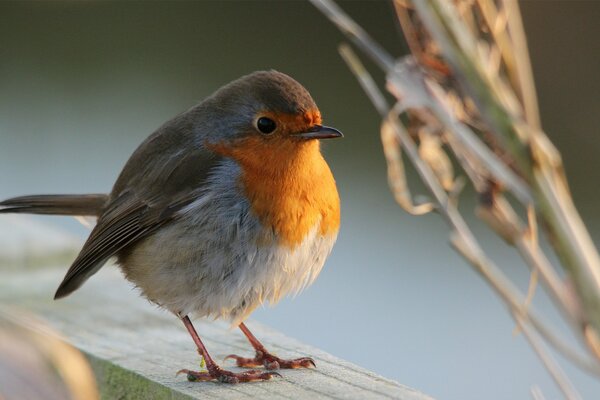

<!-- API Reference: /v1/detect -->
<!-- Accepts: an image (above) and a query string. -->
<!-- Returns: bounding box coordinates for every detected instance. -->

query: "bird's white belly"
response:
[122,221,336,325]
[200,223,336,325]
[119,161,338,324]
[120,199,337,325]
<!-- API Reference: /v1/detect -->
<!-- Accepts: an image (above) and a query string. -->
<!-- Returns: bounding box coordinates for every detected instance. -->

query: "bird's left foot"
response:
[177,366,281,383]
[225,350,316,370]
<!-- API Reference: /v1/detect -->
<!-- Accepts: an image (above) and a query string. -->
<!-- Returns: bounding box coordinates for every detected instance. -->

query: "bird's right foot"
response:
[177,366,281,384]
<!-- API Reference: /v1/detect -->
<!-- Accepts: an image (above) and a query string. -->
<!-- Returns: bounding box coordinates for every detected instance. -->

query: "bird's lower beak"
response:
[292,125,343,140]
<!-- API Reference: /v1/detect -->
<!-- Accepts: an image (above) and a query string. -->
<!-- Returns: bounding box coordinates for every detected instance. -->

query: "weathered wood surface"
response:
[0,219,432,399]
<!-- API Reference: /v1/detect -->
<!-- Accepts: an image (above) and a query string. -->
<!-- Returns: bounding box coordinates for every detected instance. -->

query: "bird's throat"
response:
[211,137,340,248]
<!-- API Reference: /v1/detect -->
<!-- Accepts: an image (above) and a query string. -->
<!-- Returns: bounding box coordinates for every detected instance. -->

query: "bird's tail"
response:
[0,194,108,216]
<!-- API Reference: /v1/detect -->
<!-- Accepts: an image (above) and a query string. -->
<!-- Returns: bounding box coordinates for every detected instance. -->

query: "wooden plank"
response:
[0,221,432,400]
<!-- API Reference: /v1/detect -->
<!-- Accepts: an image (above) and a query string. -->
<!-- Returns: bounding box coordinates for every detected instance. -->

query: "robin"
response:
[0,70,342,383]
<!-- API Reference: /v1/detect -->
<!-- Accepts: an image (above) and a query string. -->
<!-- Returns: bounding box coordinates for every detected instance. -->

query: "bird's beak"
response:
[292,125,343,140]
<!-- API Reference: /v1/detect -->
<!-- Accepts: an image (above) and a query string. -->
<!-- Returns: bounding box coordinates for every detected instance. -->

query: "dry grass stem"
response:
[530,385,546,400]
[311,0,600,394]
[341,46,599,375]
[517,316,581,400]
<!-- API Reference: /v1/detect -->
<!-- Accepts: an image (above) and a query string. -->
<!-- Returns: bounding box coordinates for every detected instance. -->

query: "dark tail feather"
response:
[0,194,108,216]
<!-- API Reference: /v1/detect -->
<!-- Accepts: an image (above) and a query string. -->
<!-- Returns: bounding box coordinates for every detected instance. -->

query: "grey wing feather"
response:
[54,111,222,299]
[54,194,182,299]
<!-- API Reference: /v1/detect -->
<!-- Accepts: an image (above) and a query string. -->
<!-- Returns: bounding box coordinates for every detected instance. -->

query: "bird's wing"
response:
[54,124,223,299]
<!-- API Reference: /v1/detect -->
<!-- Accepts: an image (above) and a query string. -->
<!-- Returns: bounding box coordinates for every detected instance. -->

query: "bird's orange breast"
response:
[211,137,340,248]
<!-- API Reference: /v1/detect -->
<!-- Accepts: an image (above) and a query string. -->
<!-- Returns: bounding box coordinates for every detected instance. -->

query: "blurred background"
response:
[1,2,599,399]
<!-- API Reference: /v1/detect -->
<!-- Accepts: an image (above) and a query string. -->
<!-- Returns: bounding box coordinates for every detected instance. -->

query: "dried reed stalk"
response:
[311,0,600,398]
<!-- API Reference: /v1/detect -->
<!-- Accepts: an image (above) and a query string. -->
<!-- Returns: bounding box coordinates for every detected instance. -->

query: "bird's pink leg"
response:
[225,322,316,370]
[177,316,280,383]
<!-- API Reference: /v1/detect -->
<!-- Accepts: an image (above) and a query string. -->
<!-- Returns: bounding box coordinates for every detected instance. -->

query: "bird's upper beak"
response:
[292,125,343,140]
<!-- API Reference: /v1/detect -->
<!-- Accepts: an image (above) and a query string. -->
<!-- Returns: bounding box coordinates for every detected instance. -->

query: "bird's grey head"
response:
[196,70,323,143]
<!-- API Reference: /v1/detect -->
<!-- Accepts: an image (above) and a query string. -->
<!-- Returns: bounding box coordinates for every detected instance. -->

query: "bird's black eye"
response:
[256,117,277,135]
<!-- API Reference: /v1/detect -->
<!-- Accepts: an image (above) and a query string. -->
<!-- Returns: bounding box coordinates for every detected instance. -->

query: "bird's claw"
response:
[177,367,281,384]
[225,351,316,370]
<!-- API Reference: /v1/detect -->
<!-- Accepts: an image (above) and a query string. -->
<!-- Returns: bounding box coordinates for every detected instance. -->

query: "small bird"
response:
[0,71,342,383]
